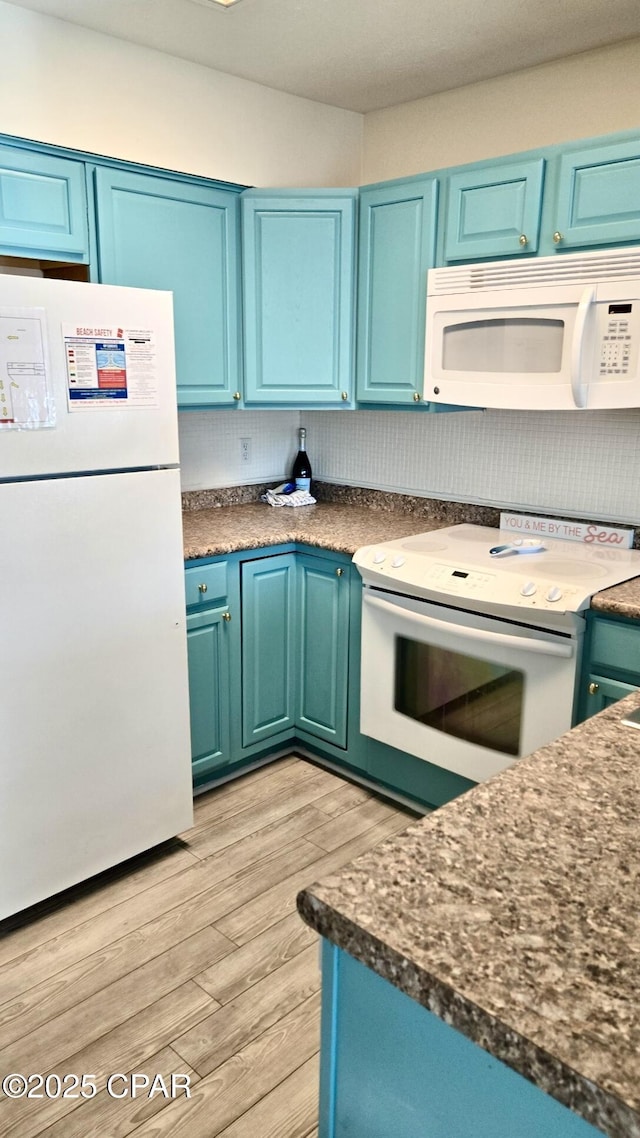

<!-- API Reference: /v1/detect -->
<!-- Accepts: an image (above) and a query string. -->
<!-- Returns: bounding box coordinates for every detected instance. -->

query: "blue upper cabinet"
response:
[94,167,242,408]
[553,138,640,250]
[444,158,545,261]
[0,143,88,261]
[242,190,357,405]
[357,178,438,405]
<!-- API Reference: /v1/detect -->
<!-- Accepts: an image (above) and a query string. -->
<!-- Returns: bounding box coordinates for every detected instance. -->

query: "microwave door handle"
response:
[570,285,595,409]
[364,593,574,658]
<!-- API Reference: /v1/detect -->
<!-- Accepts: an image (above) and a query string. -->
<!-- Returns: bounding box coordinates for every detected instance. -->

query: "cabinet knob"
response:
[198,583,208,594]
[519,234,528,247]
[553,231,564,245]
[413,392,421,402]
[233,391,241,401]
[588,681,599,695]
[222,610,231,622]
[335,567,344,577]
[341,391,348,401]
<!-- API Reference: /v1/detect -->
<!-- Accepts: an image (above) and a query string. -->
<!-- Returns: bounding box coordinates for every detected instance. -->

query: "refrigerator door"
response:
[0,468,193,920]
[0,275,179,477]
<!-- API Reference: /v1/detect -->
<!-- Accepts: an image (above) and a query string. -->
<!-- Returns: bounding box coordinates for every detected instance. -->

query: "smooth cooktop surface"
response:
[354,523,640,615]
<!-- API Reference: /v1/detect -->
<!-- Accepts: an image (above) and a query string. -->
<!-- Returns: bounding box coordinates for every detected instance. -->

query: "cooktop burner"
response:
[353,523,640,618]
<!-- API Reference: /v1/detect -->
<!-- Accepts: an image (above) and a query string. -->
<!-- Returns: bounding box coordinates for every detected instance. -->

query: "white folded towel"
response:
[262,489,317,508]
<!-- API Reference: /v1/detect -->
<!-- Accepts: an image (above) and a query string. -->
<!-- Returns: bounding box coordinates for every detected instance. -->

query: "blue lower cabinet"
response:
[241,553,297,747]
[578,613,640,721]
[319,943,602,1138]
[582,673,638,719]
[186,605,233,782]
[296,552,351,748]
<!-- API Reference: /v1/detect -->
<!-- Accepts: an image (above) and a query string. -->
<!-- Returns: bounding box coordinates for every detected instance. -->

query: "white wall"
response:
[0,1,362,187]
[362,39,640,182]
[179,410,301,491]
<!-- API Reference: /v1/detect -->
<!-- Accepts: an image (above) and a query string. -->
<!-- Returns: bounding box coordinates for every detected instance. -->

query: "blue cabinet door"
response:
[444,158,545,261]
[296,552,350,748]
[582,673,638,719]
[242,191,356,404]
[357,179,438,405]
[554,138,640,250]
[186,605,232,782]
[0,143,88,261]
[241,553,297,746]
[94,167,242,407]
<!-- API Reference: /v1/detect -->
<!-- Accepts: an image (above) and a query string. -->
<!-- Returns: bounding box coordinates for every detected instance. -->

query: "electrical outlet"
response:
[240,437,251,464]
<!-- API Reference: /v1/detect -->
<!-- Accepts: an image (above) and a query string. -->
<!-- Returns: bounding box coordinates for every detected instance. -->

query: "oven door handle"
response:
[364,593,574,658]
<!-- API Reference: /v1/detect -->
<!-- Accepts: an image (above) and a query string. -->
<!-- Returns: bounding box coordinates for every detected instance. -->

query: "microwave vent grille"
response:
[430,246,640,294]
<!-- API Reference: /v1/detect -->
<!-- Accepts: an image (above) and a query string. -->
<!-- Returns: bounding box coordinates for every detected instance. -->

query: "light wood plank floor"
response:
[0,756,417,1137]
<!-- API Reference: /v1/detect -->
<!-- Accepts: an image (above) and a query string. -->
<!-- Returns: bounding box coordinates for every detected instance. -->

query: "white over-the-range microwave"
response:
[424,245,640,410]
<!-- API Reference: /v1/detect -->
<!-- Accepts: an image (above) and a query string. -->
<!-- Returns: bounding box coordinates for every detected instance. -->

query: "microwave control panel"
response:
[598,303,638,378]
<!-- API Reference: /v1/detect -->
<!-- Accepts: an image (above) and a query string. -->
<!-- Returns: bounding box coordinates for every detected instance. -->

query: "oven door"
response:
[360,588,580,782]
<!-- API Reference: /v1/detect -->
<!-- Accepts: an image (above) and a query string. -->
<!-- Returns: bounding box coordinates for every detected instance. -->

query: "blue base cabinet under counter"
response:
[316,943,603,1138]
[296,550,351,750]
[94,166,243,408]
[184,558,240,785]
[241,190,357,406]
[579,611,640,722]
[241,552,298,749]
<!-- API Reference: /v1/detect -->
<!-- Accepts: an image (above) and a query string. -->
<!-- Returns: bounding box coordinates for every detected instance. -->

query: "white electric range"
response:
[354,524,640,782]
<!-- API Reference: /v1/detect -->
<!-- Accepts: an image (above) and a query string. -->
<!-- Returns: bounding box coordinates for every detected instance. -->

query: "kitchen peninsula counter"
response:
[297,688,640,1138]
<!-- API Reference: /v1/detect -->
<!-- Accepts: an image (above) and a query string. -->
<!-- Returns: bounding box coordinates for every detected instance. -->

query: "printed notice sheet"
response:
[0,306,54,429]
[64,324,159,411]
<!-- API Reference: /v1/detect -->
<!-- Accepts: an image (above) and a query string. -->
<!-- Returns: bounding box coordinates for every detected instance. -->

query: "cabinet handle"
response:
[413,392,421,402]
[341,391,348,401]
[553,231,564,245]
[519,234,528,247]
[588,681,599,695]
[222,611,231,622]
[335,568,344,577]
[198,583,208,594]
[233,391,241,401]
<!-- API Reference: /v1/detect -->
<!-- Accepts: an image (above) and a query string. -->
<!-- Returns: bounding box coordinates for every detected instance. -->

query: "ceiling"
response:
[6,0,640,113]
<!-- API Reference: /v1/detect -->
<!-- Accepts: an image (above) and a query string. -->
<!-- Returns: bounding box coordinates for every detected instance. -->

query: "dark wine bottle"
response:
[292,426,312,492]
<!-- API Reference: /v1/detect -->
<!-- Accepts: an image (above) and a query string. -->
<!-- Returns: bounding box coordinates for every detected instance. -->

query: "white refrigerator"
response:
[0,275,193,921]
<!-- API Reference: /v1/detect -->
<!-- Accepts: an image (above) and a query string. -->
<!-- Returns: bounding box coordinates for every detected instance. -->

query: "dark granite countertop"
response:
[297,690,640,1138]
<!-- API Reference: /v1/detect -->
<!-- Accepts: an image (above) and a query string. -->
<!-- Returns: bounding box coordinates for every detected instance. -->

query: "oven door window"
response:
[395,635,524,756]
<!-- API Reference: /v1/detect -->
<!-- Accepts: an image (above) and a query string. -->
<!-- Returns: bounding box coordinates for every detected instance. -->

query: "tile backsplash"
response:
[178,407,640,525]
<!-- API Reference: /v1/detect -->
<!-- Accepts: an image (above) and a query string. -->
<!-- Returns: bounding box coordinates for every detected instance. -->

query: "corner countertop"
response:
[181,500,640,619]
[297,690,640,1138]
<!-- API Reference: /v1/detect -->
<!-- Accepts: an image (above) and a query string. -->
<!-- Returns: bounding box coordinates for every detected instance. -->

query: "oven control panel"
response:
[355,547,585,612]
[353,524,640,616]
